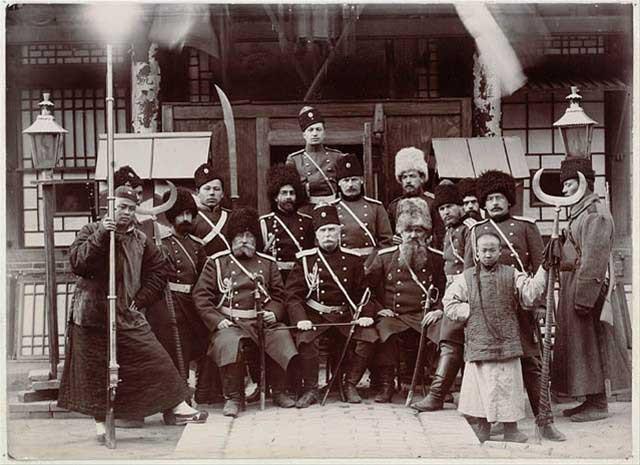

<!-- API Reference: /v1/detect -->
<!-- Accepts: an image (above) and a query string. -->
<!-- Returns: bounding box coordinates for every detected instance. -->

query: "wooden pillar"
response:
[472,52,502,137]
[42,180,60,379]
[131,42,161,134]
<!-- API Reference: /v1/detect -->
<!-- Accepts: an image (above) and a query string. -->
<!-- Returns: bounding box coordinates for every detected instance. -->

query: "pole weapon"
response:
[214,85,238,204]
[254,274,267,411]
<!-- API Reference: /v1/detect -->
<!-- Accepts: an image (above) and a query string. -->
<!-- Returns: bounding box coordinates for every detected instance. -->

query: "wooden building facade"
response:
[4,3,633,359]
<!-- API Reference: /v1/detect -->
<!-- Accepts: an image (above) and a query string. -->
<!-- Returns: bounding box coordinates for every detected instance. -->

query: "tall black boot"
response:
[269,360,296,408]
[411,344,463,412]
[296,356,320,409]
[522,356,541,417]
[221,363,245,418]
[194,357,214,405]
[343,354,369,404]
[374,366,396,403]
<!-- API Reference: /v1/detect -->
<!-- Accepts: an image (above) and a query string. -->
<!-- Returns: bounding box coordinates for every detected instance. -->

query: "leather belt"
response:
[168,282,192,293]
[345,246,374,257]
[220,306,257,319]
[309,194,337,204]
[277,261,295,271]
[306,299,345,314]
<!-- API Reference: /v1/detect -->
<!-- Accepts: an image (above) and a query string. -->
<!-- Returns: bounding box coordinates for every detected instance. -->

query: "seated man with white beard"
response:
[365,197,446,403]
[192,208,299,417]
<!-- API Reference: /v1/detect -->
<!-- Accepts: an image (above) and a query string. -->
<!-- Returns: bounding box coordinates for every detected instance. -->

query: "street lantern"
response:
[23,93,68,171]
[553,86,598,159]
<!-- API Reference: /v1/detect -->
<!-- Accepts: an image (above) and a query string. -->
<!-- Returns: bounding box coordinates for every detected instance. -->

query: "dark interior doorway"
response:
[270,145,365,166]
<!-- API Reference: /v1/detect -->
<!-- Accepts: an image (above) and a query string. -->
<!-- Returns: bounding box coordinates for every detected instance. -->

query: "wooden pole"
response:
[41,178,59,380]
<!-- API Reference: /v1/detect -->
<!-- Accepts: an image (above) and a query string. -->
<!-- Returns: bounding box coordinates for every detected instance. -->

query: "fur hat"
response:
[114,185,138,204]
[164,188,197,224]
[298,106,325,131]
[395,197,432,233]
[227,207,263,250]
[559,157,595,184]
[267,164,306,206]
[395,147,429,183]
[312,204,340,230]
[456,177,478,200]
[194,163,222,189]
[336,154,363,180]
[433,183,462,210]
[114,165,142,189]
[476,170,516,207]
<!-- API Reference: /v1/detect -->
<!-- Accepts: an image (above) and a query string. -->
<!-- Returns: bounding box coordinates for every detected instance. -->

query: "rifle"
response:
[320,288,371,406]
[405,284,438,407]
[104,44,119,449]
[254,275,267,411]
[153,222,188,382]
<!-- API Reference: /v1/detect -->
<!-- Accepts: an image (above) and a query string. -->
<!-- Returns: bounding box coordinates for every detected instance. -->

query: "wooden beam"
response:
[363,122,374,197]
[267,129,363,146]
[255,117,271,215]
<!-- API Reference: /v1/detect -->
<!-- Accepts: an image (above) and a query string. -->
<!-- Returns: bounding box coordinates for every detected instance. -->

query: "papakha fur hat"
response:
[433,183,462,210]
[559,157,595,184]
[476,169,516,207]
[456,177,478,199]
[114,165,143,189]
[164,187,197,224]
[227,207,263,251]
[266,164,306,206]
[395,147,429,183]
[395,197,432,233]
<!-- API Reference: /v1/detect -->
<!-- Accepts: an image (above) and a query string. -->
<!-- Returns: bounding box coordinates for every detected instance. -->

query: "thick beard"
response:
[232,244,256,259]
[277,201,296,213]
[175,222,192,236]
[400,240,429,270]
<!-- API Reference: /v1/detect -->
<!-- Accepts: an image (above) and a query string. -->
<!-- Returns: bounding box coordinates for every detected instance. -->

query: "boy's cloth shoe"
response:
[503,431,528,443]
[539,423,566,441]
[96,433,106,445]
[570,407,609,423]
[163,410,209,426]
[489,422,504,436]
[115,419,144,428]
[562,402,588,417]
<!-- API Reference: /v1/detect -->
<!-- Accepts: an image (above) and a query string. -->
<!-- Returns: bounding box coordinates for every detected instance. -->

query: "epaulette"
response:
[295,248,318,259]
[339,246,361,256]
[328,197,341,205]
[378,245,399,256]
[259,212,275,221]
[428,246,444,256]
[364,196,382,205]
[424,191,435,200]
[287,148,305,158]
[209,249,231,261]
[222,207,232,213]
[256,251,277,262]
[188,234,205,245]
[158,227,173,240]
[512,215,536,224]
[326,146,343,153]
[297,211,312,219]
[463,218,477,229]
[470,218,490,229]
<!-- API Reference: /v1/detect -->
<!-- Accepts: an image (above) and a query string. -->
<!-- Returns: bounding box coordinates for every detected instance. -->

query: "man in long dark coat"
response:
[58,186,208,444]
[193,208,299,417]
[552,158,631,422]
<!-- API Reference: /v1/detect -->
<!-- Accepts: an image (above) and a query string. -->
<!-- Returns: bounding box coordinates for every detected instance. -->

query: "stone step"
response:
[17,389,59,403]
[28,369,52,382]
[9,398,88,419]
[31,379,60,391]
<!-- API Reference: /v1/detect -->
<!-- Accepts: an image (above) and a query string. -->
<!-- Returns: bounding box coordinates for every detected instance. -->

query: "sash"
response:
[303,151,336,196]
[447,231,465,264]
[339,200,377,247]
[172,236,198,275]
[199,210,230,248]
[228,254,270,299]
[401,255,434,311]
[273,214,303,251]
[316,250,359,314]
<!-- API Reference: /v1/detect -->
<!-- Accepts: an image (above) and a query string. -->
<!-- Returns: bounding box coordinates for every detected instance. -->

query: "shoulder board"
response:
[159,229,173,240]
[428,246,444,256]
[378,245,399,256]
[256,251,277,262]
[339,246,361,256]
[328,197,341,205]
[287,149,305,158]
[462,218,477,229]
[259,212,275,221]
[222,207,232,213]
[296,248,318,259]
[424,191,435,200]
[209,250,231,261]
[297,212,312,219]
[188,234,205,245]
[512,215,537,224]
[325,147,343,153]
[470,218,490,229]
[363,196,382,205]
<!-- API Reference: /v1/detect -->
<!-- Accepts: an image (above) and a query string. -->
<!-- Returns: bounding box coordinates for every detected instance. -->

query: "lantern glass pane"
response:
[31,134,62,169]
[561,126,591,158]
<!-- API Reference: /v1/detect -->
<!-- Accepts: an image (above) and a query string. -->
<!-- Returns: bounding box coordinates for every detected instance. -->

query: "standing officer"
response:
[259,164,314,282]
[191,163,231,256]
[412,182,475,412]
[286,106,345,210]
[192,208,298,417]
[457,177,484,221]
[285,204,377,407]
[365,197,446,403]
[387,147,445,250]
[464,169,564,441]
[332,154,393,258]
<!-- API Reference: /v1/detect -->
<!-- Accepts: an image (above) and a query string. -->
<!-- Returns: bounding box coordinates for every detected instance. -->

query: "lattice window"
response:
[18,280,75,359]
[187,49,215,103]
[416,39,439,98]
[20,43,127,66]
[536,35,606,56]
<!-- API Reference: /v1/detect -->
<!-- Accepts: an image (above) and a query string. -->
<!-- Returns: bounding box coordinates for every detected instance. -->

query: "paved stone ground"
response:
[6,397,634,462]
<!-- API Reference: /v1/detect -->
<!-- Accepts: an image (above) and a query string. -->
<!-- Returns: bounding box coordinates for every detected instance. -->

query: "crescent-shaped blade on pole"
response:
[532,169,588,207]
[136,180,177,216]
[214,84,238,200]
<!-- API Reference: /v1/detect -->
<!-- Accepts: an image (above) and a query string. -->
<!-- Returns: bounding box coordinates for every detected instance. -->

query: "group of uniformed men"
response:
[60,104,623,443]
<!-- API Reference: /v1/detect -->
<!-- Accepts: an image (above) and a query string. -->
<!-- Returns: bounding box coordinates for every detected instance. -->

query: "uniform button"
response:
[342,257,346,260]
[231,271,236,275]
[397,281,402,285]
[422,269,426,272]
[174,250,178,254]
[321,290,325,294]
[510,253,515,257]
[509,232,514,236]
[177,270,181,274]
[299,218,302,222]
[396,304,401,308]
[234,291,239,295]
[343,278,347,282]
[363,213,368,217]
[510,223,515,227]
[364,205,368,209]
[339,311,344,315]
[300,236,304,240]
[396,292,401,296]
[307,172,312,176]
[258,260,262,264]
[320,280,324,284]
[233,281,237,285]
[234,303,239,307]
[484,226,489,230]
[397,269,402,273]
[342,267,347,271]
[456,270,461,274]
[364,222,369,226]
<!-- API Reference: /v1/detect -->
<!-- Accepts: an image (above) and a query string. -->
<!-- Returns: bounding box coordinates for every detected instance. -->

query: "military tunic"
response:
[332,196,394,257]
[285,247,378,346]
[285,147,344,203]
[464,214,544,358]
[387,191,446,251]
[365,245,446,344]
[259,210,314,275]
[192,250,298,370]
[192,205,231,256]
